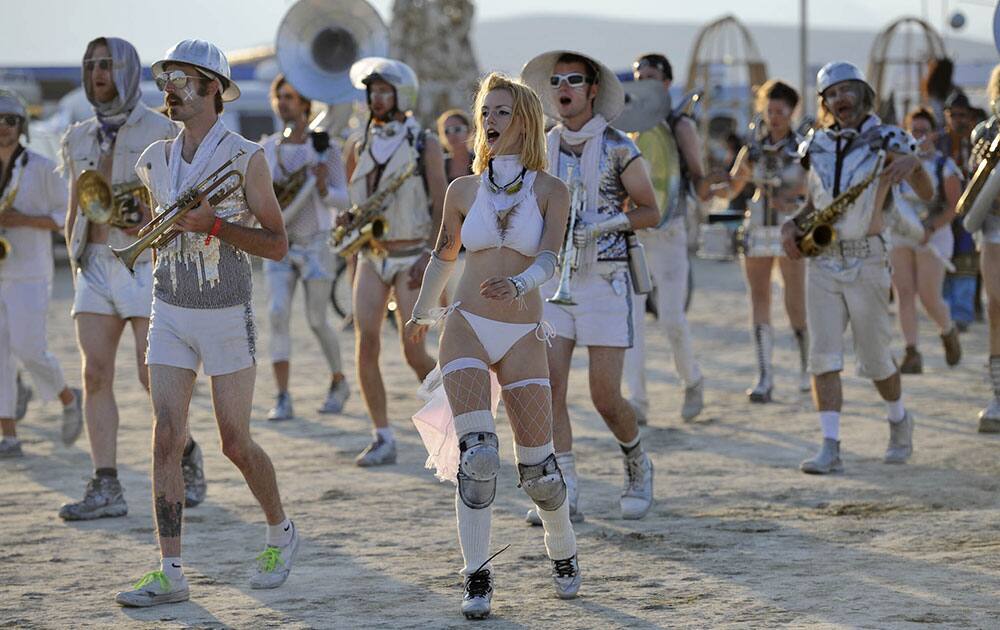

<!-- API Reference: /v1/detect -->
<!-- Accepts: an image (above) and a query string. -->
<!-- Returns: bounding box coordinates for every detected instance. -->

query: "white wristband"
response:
[508,250,558,297]
[411,253,455,324]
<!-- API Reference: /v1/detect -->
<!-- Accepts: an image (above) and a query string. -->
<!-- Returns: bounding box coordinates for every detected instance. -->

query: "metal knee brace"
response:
[517,453,567,511]
[458,431,500,509]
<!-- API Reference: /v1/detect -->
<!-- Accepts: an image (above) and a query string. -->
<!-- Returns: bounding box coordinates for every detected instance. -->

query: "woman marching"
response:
[889,106,962,373]
[404,74,579,619]
[729,80,810,401]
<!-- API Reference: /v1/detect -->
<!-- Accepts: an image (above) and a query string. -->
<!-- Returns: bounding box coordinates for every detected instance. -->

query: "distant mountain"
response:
[472,14,997,91]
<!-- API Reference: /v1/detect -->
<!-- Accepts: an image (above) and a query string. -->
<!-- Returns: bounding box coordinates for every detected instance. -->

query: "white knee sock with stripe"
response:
[455,409,496,576]
[515,441,577,561]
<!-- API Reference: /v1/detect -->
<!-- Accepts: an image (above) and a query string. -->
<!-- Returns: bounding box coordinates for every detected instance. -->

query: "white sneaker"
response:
[620,451,654,520]
[355,435,397,467]
[267,392,294,422]
[551,555,581,599]
[0,437,23,459]
[318,379,350,414]
[61,388,83,446]
[15,373,32,422]
[250,521,300,589]
[681,379,704,421]
[115,571,190,607]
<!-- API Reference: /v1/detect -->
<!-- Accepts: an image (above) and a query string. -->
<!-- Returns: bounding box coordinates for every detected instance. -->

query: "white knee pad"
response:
[518,453,567,511]
[458,431,500,510]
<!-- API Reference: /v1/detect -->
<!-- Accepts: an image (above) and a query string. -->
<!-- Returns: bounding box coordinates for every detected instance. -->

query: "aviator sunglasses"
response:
[155,70,205,92]
[444,124,468,135]
[84,57,114,71]
[549,73,591,89]
[0,115,22,127]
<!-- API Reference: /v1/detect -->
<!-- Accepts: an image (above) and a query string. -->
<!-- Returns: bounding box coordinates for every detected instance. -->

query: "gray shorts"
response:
[146,298,256,376]
[72,245,153,320]
[541,263,634,348]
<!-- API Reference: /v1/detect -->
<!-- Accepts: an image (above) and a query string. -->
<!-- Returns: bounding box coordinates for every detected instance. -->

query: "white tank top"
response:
[461,157,543,257]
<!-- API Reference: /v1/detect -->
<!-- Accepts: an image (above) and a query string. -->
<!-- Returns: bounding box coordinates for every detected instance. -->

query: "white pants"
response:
[0,279,66,417]
[624,222,702,410]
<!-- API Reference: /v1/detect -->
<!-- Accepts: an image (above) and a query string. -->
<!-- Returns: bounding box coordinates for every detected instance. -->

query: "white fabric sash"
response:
[546,114,608,213]
[368,116,422,165]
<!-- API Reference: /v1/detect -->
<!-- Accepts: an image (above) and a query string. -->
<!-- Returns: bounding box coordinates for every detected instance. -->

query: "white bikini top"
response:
[461,155,543,257]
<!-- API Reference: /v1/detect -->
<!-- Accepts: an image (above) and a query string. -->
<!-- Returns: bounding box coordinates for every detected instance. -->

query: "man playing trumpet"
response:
[115,39,295,607]
[59,37,205,520]
[261,74,350,421]
[780,62,931,474]
[0,90,80,458]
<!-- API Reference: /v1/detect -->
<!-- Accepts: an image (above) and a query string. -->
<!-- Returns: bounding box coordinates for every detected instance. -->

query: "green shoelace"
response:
[133,570,171,592]
[256,547,286,573]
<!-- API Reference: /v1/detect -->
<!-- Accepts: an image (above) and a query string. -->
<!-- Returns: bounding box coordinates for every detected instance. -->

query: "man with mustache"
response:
[342,57,446,467]
[780,62,932,473]
[115,39,294,607]
[59,37,205,520]
[260,74,350,421]
[522,50,659,523]
[0,90,78,458]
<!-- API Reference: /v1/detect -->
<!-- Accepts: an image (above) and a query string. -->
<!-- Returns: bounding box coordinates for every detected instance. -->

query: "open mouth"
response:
[166,96,183,108]
[559,96,572,106]
[835,104,852,118]
[486,129,499,143]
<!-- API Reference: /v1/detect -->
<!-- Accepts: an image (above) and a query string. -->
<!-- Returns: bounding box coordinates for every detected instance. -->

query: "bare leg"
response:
[985,244,1000,355]
[129,317,151,392]
[587,346,638,444]
[1,418,14,438]
[743,256,774,326]
[212,365,285,524]
[546,336,576,454]
[873,370,902,402]
[914,249,952,332]
[303,278,345,380]
[813,371,842,412]
[149,364,197,558]
[75,313,126,470]
[778,256,807,331]
[392,274,436,382]
[273,361,290,393]
[353,260,392,429]
[890,247,919,346]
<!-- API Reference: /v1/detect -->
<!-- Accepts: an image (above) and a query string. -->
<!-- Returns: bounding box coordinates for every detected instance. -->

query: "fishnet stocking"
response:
[502,382,552,447]
[443,368,492,416]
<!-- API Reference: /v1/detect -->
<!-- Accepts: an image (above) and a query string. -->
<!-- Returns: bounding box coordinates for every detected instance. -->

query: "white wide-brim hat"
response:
[521,50,625,122]
[153,39,241,102]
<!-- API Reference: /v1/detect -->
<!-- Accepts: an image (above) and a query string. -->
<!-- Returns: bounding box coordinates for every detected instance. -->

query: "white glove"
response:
[572,214,631,248]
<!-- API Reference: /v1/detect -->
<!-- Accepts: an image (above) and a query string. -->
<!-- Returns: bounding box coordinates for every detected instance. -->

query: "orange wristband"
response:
[204,217,223,246]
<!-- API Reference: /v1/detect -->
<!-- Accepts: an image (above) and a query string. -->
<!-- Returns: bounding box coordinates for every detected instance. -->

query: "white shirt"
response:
[0,148,67,282]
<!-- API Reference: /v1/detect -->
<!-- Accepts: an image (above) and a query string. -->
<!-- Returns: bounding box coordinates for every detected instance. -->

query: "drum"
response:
[697,210,743,261]
[742,225,785,258]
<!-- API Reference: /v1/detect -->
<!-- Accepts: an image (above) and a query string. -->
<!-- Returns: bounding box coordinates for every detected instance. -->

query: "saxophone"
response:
[329,161,416,257]
[958,127,1000,233]
[795,151,885,257]
[0,153,26,261]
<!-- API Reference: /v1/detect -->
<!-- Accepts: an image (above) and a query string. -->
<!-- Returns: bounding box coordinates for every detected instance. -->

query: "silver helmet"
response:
[816,61,873,97]
[0,89,28,141]
[349,57,418,112]
[153,39,241,102]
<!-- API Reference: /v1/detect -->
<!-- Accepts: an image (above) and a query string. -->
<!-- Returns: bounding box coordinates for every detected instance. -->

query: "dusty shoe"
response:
[182,442,207,508]
[940,326,961,366]
[61,388,83,446]
[267,392,294,421]
[250,521,300,589]
[59,475,128,521]
[551,555,581,600]
[318,379,350,414]
[355,435,397,467]
[800,438,843,474]
[115,571,189,607]
[798,370,812,393]
[461,567,494,620]
[0,437,23,459]
[681,378,704,421]
[15,373,32,422]
[884,411,914,464]
[621,451,654,520]
[747,373,773,403]
[899,346,922,374]
[978,399,1000,433]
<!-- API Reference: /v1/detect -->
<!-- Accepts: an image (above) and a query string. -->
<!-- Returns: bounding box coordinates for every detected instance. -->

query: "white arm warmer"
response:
[508,250,558,298]
[411,253,456,324]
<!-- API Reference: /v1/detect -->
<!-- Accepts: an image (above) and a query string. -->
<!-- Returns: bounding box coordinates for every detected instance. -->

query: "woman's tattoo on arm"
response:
[435,225,453,254]
[155,494,183,538]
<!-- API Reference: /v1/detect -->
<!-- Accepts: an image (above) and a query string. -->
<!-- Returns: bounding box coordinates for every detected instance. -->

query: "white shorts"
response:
[0,279,66,416]
[360,249,423,285]
[263,234,336,283]
[807,239,896,380]
[891,224,954,259]
[146,298,256,376]
[541,263,634,348]
[72,244,153,320]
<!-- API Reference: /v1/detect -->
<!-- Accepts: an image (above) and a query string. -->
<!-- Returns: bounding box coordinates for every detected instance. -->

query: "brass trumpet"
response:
[76,171,151,228]
[548,165,582,305]
[111,150,246,272]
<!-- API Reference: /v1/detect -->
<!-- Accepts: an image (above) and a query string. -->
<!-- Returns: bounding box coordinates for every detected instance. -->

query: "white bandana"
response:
[368,116,422,165]
[545,114,608,213]
[481,155,536,215]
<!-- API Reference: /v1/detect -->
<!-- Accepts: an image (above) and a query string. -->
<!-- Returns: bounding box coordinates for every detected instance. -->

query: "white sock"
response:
[266,518,293,547]
[514,441,554,466]
[819,411,840,441]
[456,493,492,576]
[161,556,183,580]
[535,499,577,561]
[886,398,905,423]
[618,434,642,457]
[453,410,496,436]
[375,427,395,443]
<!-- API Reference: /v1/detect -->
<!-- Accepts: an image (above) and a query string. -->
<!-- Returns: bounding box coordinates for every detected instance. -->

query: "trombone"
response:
[111,150,246,273]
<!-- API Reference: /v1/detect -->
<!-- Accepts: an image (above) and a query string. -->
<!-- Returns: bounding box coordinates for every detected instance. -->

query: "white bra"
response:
[461,157,543,257]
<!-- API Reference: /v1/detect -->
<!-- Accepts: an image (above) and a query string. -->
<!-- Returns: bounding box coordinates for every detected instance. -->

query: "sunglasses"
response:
[444,124,468,135]
[632,58,667,73]
[0,114,21,127]
[155,70,204,92]
[84,57,114,72]
[549,73,591,89]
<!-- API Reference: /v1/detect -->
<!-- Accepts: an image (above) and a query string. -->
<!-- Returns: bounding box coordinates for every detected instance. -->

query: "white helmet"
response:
[349,57,418,112]
[0,89,28,141]
[153,39,241,102]
[816,61,873,98]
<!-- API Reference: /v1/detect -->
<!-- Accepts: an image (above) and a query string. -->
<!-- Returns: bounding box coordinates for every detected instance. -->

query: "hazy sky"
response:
[3,0,996,65]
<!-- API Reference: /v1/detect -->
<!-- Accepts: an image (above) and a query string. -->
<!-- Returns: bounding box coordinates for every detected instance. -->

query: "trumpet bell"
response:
[275,0,389,104]
[77,170,114,225]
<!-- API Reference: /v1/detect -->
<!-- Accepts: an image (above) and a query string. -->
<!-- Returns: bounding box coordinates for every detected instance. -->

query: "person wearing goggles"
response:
[59,37,209,523]
[521,50,660,524]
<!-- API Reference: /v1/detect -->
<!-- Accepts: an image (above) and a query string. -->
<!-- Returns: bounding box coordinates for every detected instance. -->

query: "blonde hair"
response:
[436,108,470,143]
[472,73,547,175]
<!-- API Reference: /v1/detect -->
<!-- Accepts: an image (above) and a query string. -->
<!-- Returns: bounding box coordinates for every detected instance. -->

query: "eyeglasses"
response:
[549,73,590,89]
[0,115,21,127]
[632,58,666,73]
[84,57,114,72]
[444,124,468,135]
[154,70,204,92]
